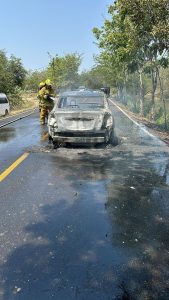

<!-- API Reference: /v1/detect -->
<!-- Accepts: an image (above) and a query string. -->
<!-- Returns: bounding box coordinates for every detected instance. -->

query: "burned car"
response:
[48,90,115,147]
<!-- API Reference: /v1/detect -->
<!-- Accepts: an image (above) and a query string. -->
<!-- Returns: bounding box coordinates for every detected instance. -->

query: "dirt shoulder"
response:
[111,98,169,146]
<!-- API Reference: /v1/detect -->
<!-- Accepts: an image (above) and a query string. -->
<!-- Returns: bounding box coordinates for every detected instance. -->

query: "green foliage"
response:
[79,64,112,90]
[8,86,24,109]
[126,97,140,113]
[92,0,169,123]
[0,50,12,93]
[8,55,27,87]
[25,70,47,91]
[0,50,27,107]
[156,113,169,129]
[47,53,82,89]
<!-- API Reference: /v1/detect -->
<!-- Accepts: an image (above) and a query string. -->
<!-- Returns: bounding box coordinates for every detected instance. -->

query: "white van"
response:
[0,93,10,116]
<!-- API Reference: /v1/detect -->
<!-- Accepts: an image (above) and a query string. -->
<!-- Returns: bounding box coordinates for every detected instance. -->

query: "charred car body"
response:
[48,90,115,147]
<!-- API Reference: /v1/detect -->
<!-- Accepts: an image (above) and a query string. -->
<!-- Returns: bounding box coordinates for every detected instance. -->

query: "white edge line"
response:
[0,108,37,121]
[109,98,165,144]
[0,109,37,129]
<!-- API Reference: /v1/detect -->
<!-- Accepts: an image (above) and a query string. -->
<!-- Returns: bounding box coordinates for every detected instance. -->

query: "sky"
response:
[0,0,112,72]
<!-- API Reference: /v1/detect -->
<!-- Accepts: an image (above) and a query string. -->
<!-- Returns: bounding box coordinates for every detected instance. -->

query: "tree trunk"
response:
[116,83,124,102]
[139,69,144,116]
[123,68,128,104]
[157,68,167,130]
[123,83,127,104]
[151,69,158,121]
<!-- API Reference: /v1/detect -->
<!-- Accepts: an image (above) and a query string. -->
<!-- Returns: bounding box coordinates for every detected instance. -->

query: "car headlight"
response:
[48,113,58,128]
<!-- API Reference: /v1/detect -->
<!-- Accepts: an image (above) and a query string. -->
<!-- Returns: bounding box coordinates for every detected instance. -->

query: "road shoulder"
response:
[110,98,169,146]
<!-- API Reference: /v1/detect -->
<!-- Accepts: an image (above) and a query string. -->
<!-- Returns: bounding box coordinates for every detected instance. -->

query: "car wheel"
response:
[109,128,118,146]
[48,135,53,144]
[53,141,59,149]
[4,109,9,116]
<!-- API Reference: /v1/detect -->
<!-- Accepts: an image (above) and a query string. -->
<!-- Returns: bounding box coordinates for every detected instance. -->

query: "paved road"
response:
[0,104,169,300]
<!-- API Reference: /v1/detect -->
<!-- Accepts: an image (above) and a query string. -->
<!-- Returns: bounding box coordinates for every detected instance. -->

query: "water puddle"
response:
[0,127,16,143]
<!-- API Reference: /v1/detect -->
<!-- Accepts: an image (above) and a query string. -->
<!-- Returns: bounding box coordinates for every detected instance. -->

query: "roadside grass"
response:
[10,91,38,115]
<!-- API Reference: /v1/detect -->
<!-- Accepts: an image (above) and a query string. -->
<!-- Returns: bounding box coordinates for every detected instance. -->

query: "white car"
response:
[0,93,10,116]
[48,90,116,147]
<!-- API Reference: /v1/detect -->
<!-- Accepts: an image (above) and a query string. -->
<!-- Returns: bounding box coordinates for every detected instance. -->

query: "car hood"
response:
[49,110,107,131]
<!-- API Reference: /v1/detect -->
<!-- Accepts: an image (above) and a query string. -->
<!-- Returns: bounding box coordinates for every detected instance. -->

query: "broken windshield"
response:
[58,96,104,109]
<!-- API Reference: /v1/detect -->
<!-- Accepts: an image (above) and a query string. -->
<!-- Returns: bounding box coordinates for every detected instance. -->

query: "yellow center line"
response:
[0,152,29,182]
[41,132,49,141]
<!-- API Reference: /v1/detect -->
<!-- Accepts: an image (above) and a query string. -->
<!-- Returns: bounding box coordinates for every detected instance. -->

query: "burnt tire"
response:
[4,109,9,116]
[53,141,59,149]
[48,135,53,144]
[109,129,118,146]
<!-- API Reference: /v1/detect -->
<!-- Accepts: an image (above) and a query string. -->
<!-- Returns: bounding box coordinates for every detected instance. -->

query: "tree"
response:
[8,55,27,87]
[94,51,129,102]
[93,0,169,118]
[0,50,27,108]
[113,0,169,118]
[25,70,47,91]
[47,53,82,90]
[79,60,116,90]
[0,50,12,93]
[93,3,144,107]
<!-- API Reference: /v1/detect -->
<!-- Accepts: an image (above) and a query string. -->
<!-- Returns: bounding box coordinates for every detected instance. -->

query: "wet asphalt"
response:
[0,104,169,300]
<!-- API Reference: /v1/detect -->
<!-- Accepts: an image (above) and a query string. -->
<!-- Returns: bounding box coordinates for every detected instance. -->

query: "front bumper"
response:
[49,130,107,144]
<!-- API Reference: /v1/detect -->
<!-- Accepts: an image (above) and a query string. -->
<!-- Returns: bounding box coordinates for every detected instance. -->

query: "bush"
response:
[8,87,25,109]
[156,113,169,129]
[143,100,152,116]
[126,96,140,113]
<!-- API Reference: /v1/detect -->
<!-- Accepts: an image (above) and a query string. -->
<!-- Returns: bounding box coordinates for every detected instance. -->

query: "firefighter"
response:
[37,82,45,112]
[39,79,55,125]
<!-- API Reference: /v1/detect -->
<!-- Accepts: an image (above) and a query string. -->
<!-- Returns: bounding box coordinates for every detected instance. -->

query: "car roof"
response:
[59,90,104,98]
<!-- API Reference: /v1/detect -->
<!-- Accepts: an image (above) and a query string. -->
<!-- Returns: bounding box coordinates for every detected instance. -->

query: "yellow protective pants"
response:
[40,106,52,124]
